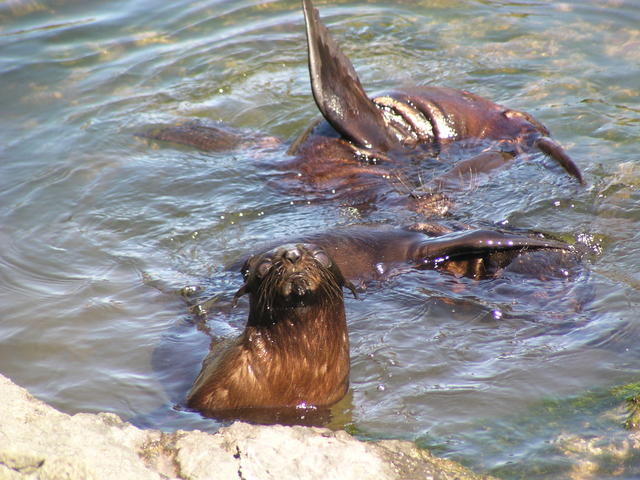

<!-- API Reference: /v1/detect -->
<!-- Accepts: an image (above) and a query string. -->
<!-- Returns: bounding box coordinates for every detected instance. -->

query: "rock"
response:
[0,373,494,480]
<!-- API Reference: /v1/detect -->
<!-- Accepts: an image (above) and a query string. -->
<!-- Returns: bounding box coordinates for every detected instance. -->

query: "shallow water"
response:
[1,0,639,477]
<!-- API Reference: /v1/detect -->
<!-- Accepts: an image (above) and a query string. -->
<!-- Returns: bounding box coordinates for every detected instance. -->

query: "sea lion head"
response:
[235,243,357,318]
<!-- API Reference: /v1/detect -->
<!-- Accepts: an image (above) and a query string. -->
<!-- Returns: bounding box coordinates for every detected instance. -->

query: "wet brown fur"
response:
[291,227,574,284]
[187,244,355,414]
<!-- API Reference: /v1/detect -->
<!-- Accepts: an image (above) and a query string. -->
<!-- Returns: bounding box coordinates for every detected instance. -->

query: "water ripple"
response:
[1,0,640,477]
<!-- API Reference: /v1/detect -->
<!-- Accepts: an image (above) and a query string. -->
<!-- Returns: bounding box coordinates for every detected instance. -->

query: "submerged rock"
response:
[0,373,493,480]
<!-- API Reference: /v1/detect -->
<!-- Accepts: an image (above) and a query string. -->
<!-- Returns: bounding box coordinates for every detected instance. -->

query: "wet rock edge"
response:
[0,373,494,480]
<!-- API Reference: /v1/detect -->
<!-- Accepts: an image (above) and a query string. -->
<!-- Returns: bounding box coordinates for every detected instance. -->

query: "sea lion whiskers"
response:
[385,167,416,197]
[385,168,454,217]
[316,262,355,301]
[383,166,433,202]
[247,244,353,321]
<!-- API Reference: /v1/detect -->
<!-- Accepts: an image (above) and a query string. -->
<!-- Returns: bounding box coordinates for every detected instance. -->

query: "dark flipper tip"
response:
[417,229,573,262]
[535,136,585,185]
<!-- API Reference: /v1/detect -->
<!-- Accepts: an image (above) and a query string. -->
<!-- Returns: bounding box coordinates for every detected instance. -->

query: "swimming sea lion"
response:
[141,1,586,426]
[277,0,583,206]
[141,0,583,212]
[186,243,357,416]
[186,227,573,419]
[300,0,582,180]
[239,225,576,288]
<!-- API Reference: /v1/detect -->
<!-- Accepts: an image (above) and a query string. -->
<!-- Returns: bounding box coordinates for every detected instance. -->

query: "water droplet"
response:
[181,285,202,296]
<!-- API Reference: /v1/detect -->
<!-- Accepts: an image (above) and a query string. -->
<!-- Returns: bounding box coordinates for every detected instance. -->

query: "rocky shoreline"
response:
[0,373,493,480]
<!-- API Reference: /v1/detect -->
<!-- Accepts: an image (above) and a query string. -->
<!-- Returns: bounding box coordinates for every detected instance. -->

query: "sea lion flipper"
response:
[416,229,572,262]
[535,137,585,185]
[344,279,359,299]
[137,121,244,152]
[232,284,248,307]
[302,0,399,151]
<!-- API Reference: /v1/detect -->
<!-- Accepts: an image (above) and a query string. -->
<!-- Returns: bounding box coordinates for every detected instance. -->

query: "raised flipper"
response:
[535,136,584,185]
[302,0,401,151]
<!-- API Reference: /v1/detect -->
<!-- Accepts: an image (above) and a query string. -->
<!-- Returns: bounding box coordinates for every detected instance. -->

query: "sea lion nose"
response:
[285,247,301,264]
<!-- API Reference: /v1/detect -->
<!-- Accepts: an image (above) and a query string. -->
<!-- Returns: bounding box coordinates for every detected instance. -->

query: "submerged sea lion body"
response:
[187,243,356,416]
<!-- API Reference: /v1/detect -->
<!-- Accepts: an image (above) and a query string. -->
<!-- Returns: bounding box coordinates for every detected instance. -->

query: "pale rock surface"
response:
[0,373,494,480]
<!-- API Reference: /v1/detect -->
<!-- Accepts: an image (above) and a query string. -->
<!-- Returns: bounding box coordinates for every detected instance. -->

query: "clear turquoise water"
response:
[1,0,639,477]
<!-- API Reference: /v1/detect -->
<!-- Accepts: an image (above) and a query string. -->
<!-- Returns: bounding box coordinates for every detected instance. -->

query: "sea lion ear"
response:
[232,284,248,307]
[302,0,399,152]
[240,255,256,281]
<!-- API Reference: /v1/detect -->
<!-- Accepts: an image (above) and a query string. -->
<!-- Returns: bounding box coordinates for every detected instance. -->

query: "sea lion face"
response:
[237,244,355,313]
[252,243,333,299]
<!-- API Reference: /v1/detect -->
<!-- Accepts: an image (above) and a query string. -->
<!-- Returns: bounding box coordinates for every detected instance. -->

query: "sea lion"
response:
[184,226,575,421]
[239,225,577,288]
[299,0,582,183]
[186,243,357,417]
[280,0,584,206]
[141,0,583,214]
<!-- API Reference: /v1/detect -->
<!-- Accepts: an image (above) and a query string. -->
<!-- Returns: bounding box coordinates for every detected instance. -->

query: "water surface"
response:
[1,0,640,478]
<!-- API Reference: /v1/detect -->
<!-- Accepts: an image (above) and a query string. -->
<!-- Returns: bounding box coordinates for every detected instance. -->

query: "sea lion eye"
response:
[257,260,272,278]
[313,250,331,267]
